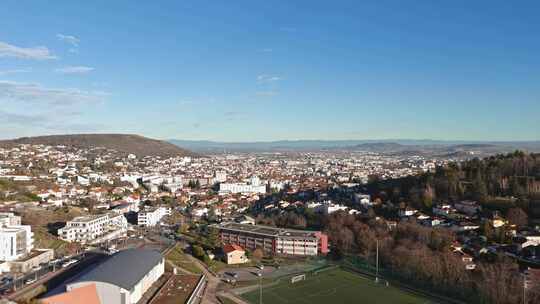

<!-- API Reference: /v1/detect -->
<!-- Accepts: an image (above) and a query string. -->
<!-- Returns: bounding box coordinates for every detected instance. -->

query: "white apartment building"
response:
[219,176,266,194]
[0,213,34,261]
[0,212,22,226]
[322,203,349,215]
[307,200,349,214]
[162,176,183,193]
[59,213,128,244]
[354,194,372,207]
[137,206,171,227]
[214,170,227,183]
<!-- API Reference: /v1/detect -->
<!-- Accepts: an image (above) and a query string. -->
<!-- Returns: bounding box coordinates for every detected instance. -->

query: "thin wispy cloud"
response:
[55,66,94,74]
[0,81,107,106]
[260,48,273,53]
[56,34,80,47]
[0,41,57,60]
[178,97,216,107]
[257,74,281,83]
[0,110,46,126]
[255,90,278,97]
[0,68,31,76]
[0,110,105,133]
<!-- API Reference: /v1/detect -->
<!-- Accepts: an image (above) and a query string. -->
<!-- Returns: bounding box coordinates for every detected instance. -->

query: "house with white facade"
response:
[137,206,171,227]
[0,213,34,262]
[59,213,128,244]
[219,176,266,194]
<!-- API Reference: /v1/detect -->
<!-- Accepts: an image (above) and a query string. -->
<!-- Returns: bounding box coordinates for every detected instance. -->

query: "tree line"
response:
[367,151,540,215]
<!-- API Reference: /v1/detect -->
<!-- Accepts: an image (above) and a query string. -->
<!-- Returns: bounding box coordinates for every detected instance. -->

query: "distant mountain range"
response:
[2,135,537,157]
[169,139,540,154]
[0,134,197,158]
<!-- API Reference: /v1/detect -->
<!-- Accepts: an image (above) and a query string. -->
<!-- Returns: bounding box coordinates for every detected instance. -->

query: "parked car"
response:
[225,272,238,278]
[0,276,12,283]
[25,278,36,285]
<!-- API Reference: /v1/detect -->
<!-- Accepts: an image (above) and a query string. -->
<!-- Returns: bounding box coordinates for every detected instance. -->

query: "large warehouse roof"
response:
[73,249,163,290]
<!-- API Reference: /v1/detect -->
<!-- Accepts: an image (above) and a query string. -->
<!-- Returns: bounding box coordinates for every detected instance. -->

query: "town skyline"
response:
[2,2,540,304]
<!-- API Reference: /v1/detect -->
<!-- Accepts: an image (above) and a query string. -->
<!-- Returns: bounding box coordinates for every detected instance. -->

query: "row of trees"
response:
[321,212,538,304]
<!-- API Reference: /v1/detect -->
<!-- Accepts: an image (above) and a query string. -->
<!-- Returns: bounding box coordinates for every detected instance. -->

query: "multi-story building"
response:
[0,225,34,262]
[215,222,328,256]
[111,201,140,215]
[214,170,227,183]
[0,212,22,226]
[0,213,33,262]
[137,206,171,227]
[59,213,128,244]
[219,176,266,194]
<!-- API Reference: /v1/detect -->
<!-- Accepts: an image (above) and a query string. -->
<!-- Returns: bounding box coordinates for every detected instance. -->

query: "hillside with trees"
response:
[366,151,540,219]
[0,134,198,158]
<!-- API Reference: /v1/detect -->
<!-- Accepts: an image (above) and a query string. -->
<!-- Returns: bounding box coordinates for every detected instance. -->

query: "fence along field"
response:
[241,267,432,304]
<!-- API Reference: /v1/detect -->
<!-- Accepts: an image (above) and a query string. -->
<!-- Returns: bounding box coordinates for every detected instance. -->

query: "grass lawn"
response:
[208,259,228,273]
[217,295,240,304]
[166,245,203,274]
[33,227,77,256]
[241,268,433,304]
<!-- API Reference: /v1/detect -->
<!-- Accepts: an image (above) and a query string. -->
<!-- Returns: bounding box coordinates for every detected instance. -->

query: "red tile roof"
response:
[40,284,101,304]
[223,244,245,253]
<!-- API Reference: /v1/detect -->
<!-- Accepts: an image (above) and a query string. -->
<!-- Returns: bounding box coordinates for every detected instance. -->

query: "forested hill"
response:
[367,151,540,214]
[0,134,197,158]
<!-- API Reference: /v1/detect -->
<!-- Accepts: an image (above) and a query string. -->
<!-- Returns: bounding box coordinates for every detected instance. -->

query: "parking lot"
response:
[218,259,330,283]
[220,265,277,282]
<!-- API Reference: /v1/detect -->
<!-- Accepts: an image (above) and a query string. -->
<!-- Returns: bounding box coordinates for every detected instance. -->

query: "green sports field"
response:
[241,268,434,304]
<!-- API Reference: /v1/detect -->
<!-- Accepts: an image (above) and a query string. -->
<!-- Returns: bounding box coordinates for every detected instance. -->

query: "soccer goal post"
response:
[290,274,306,284]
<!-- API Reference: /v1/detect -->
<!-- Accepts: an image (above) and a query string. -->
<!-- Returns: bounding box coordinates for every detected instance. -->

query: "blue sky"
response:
[1,1,539,141]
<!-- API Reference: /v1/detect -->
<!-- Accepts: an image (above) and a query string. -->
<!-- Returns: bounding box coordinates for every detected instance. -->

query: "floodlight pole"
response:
[523,272,526,304]
[259,275,263,304]
[375,239,379,283]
